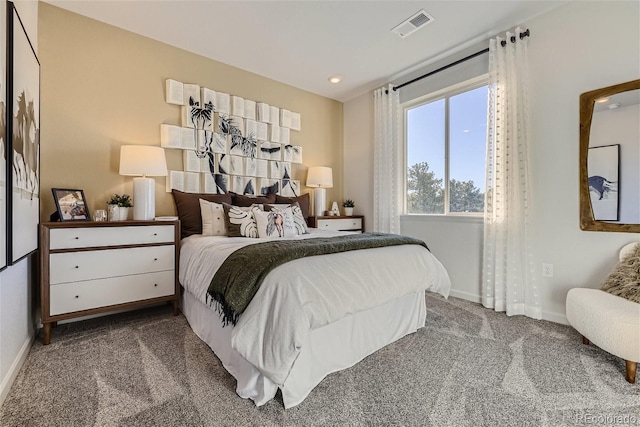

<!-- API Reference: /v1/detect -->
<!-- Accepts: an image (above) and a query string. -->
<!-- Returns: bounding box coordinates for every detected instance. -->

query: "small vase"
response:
[118,207,131,221]
[344,207,354,216]
[107,204,119,222]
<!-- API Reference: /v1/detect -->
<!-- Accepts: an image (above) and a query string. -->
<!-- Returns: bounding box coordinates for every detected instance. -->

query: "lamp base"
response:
[313,187,326,217]
[133,177,155,220]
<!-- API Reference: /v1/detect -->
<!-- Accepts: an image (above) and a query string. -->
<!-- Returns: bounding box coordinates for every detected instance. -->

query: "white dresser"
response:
[309,215,364,232]
[40,220,180,344]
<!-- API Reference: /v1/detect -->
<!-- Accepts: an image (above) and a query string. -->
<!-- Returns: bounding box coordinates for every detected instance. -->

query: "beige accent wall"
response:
[38,3,343,219]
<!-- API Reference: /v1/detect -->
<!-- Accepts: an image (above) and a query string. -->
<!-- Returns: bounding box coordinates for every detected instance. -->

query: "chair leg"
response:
[582,336,589,345]
[625,360,637,384]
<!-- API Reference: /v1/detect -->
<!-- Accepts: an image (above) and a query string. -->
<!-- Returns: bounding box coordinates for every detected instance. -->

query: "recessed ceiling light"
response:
[595,97,609,103]
[328,75,342,84]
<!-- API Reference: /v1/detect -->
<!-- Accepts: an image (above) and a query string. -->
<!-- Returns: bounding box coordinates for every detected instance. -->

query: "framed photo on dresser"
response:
[52,188,91,221]
[6,1,41,264]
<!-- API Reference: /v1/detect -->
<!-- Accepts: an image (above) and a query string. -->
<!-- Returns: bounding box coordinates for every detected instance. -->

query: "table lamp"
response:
[119,145,168,220]
[306,166,333,217]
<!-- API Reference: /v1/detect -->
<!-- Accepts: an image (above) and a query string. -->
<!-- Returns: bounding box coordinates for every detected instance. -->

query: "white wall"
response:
[343,0,640,324]
[0,0,39,407]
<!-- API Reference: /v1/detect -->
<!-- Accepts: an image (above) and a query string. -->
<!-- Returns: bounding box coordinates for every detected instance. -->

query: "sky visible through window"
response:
[407,85,488,193]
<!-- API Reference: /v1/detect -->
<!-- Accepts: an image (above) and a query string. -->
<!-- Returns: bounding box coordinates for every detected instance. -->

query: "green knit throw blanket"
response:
[207,232,429,326]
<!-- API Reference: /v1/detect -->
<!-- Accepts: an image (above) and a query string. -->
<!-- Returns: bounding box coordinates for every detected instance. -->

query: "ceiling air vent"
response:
[391,9,434,38]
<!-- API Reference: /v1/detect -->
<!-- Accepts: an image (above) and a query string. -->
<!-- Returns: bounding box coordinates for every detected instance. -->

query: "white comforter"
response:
[179,229,451,386]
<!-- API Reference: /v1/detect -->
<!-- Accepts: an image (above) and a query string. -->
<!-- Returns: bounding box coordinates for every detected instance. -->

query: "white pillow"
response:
[199,199,226,236]
[265,202,308,235]
[251,206,297,238]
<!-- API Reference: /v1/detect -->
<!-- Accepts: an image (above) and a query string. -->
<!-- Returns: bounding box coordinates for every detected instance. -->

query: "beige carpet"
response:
[1,294,638,426]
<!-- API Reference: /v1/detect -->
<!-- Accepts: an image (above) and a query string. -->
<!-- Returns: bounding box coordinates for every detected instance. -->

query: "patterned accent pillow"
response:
[222,203,258,238]
[252,206,297,238]
[600,243,640,303]
[264,202,308,235]
[275,193,310,223]
[199,199,226,236]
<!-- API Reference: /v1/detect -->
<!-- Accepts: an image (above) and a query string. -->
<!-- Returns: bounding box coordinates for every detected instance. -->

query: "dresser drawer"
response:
[49,225,175,250]
[49,270,175,316]
[317,218,363,231]
[50,245,174,285]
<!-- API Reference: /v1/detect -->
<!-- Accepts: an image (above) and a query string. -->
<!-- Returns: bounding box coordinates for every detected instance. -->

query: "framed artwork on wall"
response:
[7,1,40,264]
[0,0,7,271]
[587,144,619,222]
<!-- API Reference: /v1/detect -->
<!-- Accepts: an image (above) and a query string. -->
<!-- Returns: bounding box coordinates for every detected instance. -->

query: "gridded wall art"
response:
[162,79,303,196]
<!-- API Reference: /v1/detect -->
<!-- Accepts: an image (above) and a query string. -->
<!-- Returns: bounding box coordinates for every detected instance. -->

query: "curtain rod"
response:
[387,29,530,94]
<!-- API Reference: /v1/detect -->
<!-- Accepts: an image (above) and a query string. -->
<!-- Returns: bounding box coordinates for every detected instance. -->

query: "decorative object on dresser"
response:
[119,145,168,220]
[107,193,133,221]
[306,166,333,217]
[308,215,364,232]
[7,1,41,265]
[343,199,355,216]
[52,188,91,221]
[39,220,180,345]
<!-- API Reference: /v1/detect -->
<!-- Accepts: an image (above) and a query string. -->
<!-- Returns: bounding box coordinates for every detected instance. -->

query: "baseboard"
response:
[448,289,481,303]
[0,333,34,407]
[447,289,569,325]
[542,310,569,325]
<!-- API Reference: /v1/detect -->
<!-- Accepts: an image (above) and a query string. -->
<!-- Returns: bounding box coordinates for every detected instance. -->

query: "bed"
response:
[173,190,451,408]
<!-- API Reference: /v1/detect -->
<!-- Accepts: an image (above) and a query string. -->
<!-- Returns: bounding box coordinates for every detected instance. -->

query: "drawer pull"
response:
[154,284,158,287]
[153,233,157,236]
[74,237,79,240]
[324,224,329,227]
[75,295,79,299]
[75,265,79,269]
[154,258,158,261]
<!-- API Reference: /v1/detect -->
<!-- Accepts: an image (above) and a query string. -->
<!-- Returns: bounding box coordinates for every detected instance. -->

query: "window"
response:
[405,79,488,215]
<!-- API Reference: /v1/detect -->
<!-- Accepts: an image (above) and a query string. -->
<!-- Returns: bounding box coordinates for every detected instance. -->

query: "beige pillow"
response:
[199,199,227,236]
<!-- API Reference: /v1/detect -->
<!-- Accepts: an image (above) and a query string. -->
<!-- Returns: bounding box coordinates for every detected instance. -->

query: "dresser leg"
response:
[172,299,180,316]
[43,323,52,345]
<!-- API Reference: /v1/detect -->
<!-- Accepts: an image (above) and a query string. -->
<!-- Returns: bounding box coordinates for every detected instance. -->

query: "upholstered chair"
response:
[566,242,640,384]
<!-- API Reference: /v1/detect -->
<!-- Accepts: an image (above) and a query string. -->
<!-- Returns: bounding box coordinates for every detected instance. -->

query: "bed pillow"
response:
[171,190,232,238]
[230,192,276,207]
[222,203,258,238]
[265,202,309,235]
[600,243,640,303]
[275,193,310,222]
[252,206,297,238]
[199,199,227,236]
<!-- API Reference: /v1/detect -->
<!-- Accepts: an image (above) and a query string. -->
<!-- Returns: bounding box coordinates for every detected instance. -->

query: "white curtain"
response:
[373,84,402,234]
[482,28,541,319]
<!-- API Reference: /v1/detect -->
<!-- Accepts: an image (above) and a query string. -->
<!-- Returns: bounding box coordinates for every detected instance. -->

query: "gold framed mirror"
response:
[579,79,640,232]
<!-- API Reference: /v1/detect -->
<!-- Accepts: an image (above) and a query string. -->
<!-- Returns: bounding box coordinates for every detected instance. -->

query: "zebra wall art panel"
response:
[0,0,6,270]
[7,2,40,264]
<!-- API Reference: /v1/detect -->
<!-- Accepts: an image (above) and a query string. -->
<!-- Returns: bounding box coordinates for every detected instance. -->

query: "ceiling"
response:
[45,0,569,102]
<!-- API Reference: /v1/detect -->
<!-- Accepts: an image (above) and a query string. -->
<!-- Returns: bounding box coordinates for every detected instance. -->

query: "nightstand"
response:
[39,220,180,345]
[308,215,364,232]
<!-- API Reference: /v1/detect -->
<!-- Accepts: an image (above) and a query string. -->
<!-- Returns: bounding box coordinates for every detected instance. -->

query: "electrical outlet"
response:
[542,263,554,277]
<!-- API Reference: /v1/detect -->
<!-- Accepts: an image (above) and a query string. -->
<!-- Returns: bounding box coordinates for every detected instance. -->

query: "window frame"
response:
[402,74,489,216]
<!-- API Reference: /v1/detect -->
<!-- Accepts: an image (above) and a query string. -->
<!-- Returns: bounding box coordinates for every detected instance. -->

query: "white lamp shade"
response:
[306,166,333,188]
[119,145,168,177]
